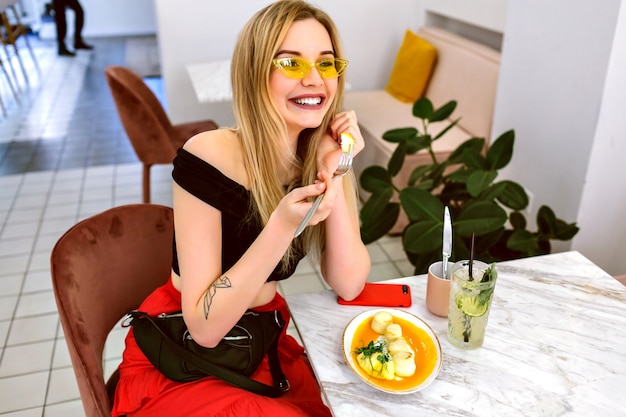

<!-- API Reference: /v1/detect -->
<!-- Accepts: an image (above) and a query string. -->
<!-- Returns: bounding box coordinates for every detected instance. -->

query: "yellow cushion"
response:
[385,30,437,103]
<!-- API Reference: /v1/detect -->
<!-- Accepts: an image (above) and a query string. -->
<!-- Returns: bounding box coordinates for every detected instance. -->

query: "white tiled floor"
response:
[0,37,413,416]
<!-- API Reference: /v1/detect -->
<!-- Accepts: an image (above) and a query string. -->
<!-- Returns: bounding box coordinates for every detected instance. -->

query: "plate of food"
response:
[342,308,442,394]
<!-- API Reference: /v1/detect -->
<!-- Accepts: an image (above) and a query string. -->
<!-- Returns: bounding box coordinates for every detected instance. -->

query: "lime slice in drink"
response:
[456,294,488,317]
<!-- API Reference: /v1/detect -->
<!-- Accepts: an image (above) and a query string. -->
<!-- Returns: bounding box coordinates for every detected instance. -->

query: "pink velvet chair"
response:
[50,204,174,417]
[105,65,218,202]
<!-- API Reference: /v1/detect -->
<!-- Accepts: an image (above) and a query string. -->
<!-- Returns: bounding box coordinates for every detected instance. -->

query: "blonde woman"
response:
[113,1,369,416]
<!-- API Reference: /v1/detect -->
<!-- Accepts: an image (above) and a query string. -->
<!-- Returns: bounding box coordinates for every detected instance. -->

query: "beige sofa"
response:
[344,26,501,233]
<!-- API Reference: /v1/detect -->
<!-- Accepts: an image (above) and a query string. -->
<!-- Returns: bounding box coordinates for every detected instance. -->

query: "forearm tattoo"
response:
[203,275,232,319]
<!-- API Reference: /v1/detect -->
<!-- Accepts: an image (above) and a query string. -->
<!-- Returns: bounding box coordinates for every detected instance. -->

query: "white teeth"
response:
[293,97,322,106]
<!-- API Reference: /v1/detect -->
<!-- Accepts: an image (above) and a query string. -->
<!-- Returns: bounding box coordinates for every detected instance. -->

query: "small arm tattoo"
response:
[203,275,232,319]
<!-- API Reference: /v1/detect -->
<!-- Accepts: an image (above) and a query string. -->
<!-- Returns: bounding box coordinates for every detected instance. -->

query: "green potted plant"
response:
[359,97,579,274]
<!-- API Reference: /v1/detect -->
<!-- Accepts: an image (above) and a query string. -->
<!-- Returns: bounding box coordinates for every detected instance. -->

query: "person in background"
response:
[112,0,370,416]
[52,0,92,56]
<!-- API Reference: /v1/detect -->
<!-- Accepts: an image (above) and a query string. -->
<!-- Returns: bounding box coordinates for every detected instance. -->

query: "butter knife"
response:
[442,206,452,280]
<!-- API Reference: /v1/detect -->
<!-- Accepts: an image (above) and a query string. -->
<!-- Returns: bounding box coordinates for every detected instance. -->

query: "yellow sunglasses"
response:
[272,57,349,79]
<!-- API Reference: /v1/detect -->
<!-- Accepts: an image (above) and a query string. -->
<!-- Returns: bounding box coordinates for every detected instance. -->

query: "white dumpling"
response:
[388,337,411,356]
[371,312,393,334]
[392,350,416,377]
[384,323,402,341]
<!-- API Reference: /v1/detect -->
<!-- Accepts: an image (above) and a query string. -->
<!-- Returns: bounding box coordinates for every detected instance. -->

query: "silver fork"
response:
[294,140,354,238]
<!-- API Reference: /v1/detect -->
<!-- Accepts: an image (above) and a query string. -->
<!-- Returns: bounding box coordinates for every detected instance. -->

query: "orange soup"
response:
[350,314,438,391]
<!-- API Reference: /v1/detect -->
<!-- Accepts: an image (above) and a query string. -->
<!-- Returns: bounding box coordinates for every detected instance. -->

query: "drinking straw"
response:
[468,233,475,280]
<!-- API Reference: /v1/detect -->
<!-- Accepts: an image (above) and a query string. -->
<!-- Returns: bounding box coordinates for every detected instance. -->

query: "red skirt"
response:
[112,278,331,417]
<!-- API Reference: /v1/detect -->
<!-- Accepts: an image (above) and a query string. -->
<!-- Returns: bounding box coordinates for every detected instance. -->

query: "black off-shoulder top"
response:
[171,148,304,282]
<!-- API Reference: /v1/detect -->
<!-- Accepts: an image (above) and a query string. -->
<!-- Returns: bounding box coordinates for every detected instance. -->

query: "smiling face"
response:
[269,18,338,141]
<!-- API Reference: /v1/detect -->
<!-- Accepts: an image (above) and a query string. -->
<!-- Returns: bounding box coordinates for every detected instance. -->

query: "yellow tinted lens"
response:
[273,57,348,79]
[315,58,348,78]
[315,59,338,78]
[273,57,311,79]
[333,58,348,77]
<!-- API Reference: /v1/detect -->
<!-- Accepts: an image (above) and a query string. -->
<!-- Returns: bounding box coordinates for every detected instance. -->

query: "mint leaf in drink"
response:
[480,263,497,283]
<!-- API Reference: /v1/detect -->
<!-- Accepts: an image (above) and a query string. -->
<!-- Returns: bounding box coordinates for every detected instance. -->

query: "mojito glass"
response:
[447,260,497,349]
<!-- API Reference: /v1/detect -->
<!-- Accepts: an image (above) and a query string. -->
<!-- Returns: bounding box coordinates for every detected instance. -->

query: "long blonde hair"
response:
[231,0,358,266]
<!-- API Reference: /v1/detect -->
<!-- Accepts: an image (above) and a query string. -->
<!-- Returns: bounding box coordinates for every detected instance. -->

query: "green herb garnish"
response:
[480,263,497,283]
[354,340,390,364]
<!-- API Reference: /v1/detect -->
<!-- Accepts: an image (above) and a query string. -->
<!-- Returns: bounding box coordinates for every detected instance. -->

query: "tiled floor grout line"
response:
[1,168,62,370]
[0,173,29,368]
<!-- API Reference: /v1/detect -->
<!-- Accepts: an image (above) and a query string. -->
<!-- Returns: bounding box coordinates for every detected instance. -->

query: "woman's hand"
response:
[277,171,337,231]
[317,110,364,175]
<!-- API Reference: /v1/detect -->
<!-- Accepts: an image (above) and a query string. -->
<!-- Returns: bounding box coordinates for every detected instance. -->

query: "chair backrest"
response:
[51,204,174,417]
[0,4,26,45]
[104,65,179,166]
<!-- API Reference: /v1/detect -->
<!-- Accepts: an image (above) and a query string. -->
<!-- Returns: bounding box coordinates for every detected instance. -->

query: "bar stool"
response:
[0,0,41,87]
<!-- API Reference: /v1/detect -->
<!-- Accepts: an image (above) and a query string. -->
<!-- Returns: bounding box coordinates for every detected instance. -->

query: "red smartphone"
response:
[337,283,412,307]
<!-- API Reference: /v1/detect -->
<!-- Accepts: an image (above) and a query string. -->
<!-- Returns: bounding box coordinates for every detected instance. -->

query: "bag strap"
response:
[134,312,289,398]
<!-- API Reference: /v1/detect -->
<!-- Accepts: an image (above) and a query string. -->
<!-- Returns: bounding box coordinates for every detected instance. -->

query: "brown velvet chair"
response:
[105,65,218,203]
[50,204,174,417]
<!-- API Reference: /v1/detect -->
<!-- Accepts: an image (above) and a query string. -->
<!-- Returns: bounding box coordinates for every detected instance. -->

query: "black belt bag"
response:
[124,309,290,397]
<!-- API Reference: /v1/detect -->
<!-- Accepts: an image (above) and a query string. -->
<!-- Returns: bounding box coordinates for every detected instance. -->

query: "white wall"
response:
[572,2,626,275]
[155,0,269,126]
[423,0,507,33]
[491,0,624,274]
[154,0,422,126]
[81,0,156,37]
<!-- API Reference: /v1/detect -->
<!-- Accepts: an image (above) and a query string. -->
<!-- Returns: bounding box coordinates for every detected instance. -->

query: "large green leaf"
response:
[428,162,448,187]
[415,179,435,190]
[462,148,489,170]
[360,196,400,244]
[538,205,580,241]
[406,135,431,154]
[360,188,394,221]
[359,166,393,193]
[399,188,443,222]
[360,206,399,244]
[388,141,407,177]
[408,165,432,186]
[496,180,529,210]
[509,211,527,230]
[537,205,557,235]
[447,167,471,183]
[382,127,418,143]
[430,100,457,122]
[454,202,508,237]
[403,220,441,254]
[467,170,497,197]
[412,97,434,119]
[486,130,515,170]
[478,182,507,202]
[447,138,485,164]
[553,219,579,240]
[507,229,540,253]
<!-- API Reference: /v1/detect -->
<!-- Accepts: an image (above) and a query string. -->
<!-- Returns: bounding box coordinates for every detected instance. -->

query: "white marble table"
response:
[285,251,626,417]
[186,60,233,103]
